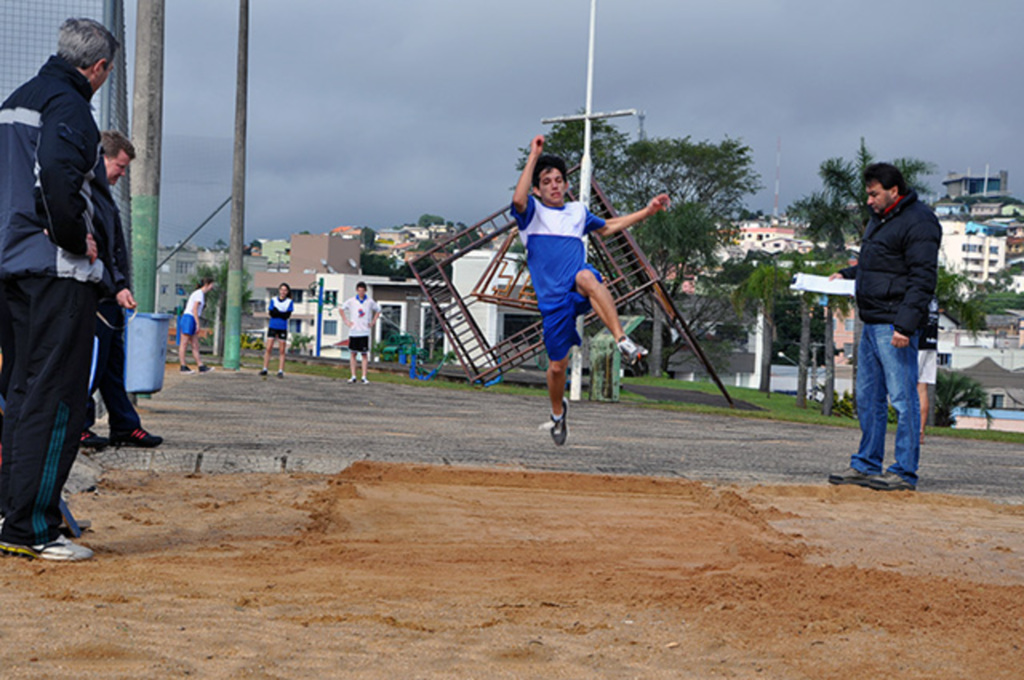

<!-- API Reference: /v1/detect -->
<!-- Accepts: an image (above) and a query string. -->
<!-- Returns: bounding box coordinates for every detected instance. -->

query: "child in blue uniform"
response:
[511,134,670,445]
[261,283,293,378]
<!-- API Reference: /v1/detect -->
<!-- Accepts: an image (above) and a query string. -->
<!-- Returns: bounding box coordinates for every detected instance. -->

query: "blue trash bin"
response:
[125,313,173,394]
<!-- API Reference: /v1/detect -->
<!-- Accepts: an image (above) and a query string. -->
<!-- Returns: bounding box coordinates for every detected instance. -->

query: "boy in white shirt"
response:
[341,282,381,383]
[511,134,670,445]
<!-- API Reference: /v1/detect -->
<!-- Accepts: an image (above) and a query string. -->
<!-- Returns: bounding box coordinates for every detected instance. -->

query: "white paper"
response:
[789,272,856,297]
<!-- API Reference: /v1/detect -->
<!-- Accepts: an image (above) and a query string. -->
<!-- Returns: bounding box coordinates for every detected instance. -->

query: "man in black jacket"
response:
[79,130,163,451]
[828,163,941,492]
[0,18,121,561]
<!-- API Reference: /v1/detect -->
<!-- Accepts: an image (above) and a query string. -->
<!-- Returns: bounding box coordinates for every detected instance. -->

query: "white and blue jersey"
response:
[510,195,607,361]
[268,296,293,331]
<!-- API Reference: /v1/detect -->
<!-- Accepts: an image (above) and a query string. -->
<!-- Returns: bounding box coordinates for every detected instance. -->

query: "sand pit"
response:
[1,461,1022,678]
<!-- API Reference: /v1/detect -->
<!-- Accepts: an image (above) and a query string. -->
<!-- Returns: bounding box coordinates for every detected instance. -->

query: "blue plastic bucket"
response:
[125,312,173,394]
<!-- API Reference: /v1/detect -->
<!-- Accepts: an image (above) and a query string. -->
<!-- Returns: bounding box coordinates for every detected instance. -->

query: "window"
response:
[175,261,194,274]
[292,290,304,303]
[324,291,338,306]
[989,245,1000,254]
[322,320,338,336]
[937,353,951,366]
[991,394,1004,409]
[289,320,302,334]
[502,313,539,340]
[379,304,402,338]
[844,320,854,332]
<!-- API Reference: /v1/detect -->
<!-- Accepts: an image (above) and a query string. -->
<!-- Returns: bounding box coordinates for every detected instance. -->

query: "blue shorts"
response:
[541,265,602,362]
[179,313,197,337]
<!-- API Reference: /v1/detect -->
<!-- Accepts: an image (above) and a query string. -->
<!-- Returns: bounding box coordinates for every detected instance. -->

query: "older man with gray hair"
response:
[0,18,122,561]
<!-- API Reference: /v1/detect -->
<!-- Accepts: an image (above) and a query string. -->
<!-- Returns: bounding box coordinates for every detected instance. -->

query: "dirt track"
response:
[2,461,1022,679]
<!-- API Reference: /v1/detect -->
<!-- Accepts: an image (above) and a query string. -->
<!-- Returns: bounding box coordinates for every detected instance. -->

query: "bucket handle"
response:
[96,307,137,332]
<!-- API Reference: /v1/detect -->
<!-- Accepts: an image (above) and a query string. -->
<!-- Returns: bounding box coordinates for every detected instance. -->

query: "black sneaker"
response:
[80,429,109,449]
[549,398,568,446]
[110,428,163,448]
[180,365,195,374]
[259,368,268,377]
[827,466,877,488]
[198,365,214,374]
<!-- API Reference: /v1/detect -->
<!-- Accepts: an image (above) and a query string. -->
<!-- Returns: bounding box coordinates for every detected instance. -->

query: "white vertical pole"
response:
[570,0,597,402]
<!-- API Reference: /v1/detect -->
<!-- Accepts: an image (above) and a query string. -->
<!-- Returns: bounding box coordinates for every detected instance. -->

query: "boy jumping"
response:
[511,134,670,445]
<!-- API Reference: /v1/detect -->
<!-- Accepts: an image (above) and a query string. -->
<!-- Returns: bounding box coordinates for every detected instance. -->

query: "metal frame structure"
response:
[407,175,734,407]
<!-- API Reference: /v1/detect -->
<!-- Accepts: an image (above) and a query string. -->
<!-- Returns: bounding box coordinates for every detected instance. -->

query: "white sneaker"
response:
[361,377,370,384]
[347,376,357,383]
[617,336,648,364]
[1,534,93,561]
[36,535,94,561]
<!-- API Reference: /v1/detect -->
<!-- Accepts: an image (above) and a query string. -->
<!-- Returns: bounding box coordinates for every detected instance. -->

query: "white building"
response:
[938,220,1007,284]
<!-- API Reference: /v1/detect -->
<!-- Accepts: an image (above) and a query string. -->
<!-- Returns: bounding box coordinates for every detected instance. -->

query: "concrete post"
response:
[130,0,165,313]
[223,0,249,370]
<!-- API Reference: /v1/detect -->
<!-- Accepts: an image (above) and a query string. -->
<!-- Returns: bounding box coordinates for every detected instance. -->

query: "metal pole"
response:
[570,0,598,402]
[315,278,324,357]
[130,0,165,313]
[223,0,248,370]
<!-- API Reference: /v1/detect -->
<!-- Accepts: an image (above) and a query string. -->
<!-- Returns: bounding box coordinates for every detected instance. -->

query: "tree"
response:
[934,370,988,427]
[607,136,762,220]
[516,115,630,184]
[418,214,444,228]
[608,136,760,376]
[360,252,411,279]
[190,260,252,357]
[936,267,985,332]
[514,123,761,377]
[634,202,719,375]
[361,227,376,250]
[790,138,935,254]
[731,256,791,393]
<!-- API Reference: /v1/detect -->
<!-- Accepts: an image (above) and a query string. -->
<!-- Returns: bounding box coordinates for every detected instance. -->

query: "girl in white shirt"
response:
[178,277,215,374]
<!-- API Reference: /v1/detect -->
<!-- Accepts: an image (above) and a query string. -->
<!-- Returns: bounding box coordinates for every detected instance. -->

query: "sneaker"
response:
[80,429,109,449]
[110,428,163,448]
[617,336,648,364]
[0,535,93,562]
[347,376,357,384]
[550,398,569,446]
[827,466,877,488]
[867,471,916,492]
[277,370,285,379]
[198,365,214,374]
[180,365,195,374]
[259,368,268,377]
[361,377,369,384]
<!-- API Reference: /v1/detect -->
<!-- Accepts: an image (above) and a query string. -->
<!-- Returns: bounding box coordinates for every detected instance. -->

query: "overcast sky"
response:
[122,0,1024,247]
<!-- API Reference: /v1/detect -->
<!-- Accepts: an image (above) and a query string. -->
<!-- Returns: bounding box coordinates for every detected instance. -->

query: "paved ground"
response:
[88,364,1024,504]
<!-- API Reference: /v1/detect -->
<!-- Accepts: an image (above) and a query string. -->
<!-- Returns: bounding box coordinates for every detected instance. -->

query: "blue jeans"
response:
[851,323,920,483]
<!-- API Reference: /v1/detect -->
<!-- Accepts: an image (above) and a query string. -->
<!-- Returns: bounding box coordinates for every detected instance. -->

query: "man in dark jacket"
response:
[0,18,122,561]
[79,130,162,451]
[828,163,941,492]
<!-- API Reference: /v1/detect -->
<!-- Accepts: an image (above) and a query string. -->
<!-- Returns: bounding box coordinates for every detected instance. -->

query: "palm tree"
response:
[934,371,988,427]
[936,267,986,333]
[790,138,936,255]
[732,255,791,393]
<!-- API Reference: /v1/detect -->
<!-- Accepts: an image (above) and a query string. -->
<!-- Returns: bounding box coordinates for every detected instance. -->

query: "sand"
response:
[1,460,1022,679]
